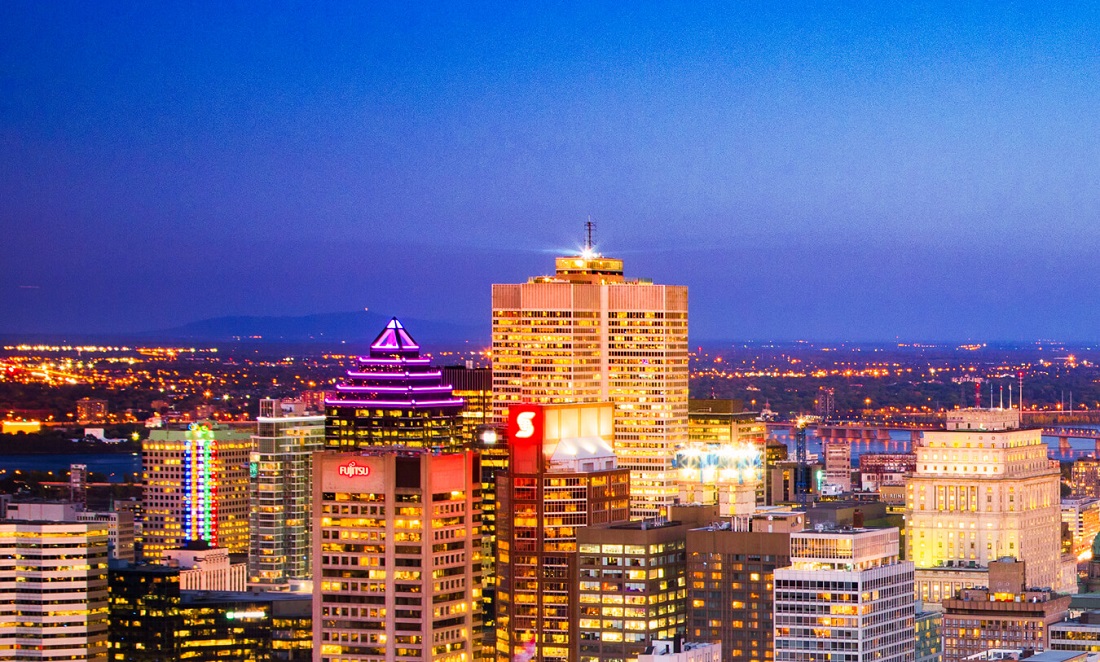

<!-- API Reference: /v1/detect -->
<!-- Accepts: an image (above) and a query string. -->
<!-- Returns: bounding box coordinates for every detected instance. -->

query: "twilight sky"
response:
[3,2,1100,341]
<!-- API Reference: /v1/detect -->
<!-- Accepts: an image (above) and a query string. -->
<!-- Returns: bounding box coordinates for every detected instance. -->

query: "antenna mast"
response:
[584,218,595,253]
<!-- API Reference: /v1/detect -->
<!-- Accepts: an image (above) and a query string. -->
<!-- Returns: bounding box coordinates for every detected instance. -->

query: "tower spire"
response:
[584,218,595,254]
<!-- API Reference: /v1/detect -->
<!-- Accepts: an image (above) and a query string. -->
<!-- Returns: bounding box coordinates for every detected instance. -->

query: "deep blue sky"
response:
[3,2,1100,341]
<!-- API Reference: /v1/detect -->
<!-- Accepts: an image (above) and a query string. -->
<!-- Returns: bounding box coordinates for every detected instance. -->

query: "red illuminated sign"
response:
[338,460,371,478]
[508,404,544,474]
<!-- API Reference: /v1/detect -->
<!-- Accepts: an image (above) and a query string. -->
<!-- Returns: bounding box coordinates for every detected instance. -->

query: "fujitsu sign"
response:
[338,460,371,478]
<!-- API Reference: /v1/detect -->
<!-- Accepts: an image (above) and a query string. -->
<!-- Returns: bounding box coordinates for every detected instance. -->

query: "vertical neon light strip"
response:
[186,424,217,546]
[209,441,218,546]
[184,437,193,541]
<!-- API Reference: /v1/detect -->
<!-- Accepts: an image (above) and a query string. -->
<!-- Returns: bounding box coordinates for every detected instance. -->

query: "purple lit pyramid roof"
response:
[325,317,464,411]
[370,317,420,356]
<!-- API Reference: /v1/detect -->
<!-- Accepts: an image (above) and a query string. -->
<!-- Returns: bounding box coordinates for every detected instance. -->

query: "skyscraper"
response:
[249,398,325,587]
[313,449,482,662]
[576,518,692,662]
[905,407,1069,603]
[494,402,632,662]
[326,318,465,451]
[0,520,110,661]
[686,508,803,662]
[143,422,252,557]
[774,527,915,662]
[492,243,688,519]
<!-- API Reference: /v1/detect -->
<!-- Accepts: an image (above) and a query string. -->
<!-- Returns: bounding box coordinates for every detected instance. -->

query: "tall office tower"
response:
[143,422,253,557]
[326,317,465,451]
[0,520,109,661]
[942,559,1070,662]
[686,508,803,662]
[442,365,493,447]
[313,449,482,662]
[472,427,510,651]
[108,563,181,661]
[495,403,632,662]
[492,245,689,519]
[774,527,915,662]
[575,519,692,662]
[1073,456,1100,499]
[905,408,1068,603]
[249,397,325,587]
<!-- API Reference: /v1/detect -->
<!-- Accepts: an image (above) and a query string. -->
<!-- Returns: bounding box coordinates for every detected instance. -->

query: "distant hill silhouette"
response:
[147,311,488,346]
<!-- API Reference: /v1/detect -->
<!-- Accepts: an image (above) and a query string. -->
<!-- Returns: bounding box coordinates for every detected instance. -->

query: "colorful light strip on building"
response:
[185,423,219,546]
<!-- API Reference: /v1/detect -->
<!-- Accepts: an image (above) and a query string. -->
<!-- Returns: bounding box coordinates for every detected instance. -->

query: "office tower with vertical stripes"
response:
[492,240,688,519]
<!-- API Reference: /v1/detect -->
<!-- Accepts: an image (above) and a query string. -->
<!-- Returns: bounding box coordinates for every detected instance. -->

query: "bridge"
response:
[1044,427,1100,457]
[765,421,935,443]
[766,421,1100,457]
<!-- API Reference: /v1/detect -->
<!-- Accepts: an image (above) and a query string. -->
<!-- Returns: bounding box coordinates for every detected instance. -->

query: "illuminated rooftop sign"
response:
[338,460,371,478]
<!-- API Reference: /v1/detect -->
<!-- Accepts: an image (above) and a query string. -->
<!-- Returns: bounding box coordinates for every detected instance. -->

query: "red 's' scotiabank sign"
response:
[338,460,371,477]
[508,404,543,474]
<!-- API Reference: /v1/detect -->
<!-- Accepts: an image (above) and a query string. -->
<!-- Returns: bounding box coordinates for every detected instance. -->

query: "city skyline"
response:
[5,3,1100,341]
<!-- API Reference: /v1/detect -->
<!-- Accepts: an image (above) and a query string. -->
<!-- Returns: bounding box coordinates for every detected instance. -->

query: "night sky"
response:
[3,3,1100,341]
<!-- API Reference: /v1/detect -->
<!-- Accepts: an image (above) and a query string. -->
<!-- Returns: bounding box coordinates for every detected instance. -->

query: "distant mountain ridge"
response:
[148,311,488,346]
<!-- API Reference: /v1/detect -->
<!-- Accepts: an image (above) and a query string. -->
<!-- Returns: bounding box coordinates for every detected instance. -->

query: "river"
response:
[0,452,142,482]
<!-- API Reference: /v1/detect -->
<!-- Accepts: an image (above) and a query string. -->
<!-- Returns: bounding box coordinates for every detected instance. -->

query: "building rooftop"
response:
[181,590,312,605]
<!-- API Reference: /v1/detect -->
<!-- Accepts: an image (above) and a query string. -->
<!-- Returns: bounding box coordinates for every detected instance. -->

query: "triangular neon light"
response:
[370,317,420,351]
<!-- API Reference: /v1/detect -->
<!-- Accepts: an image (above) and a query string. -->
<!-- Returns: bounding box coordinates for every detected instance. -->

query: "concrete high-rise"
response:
[326,318,465,452]
[576,518,693,662]
[774,527,915,662]
[686,508,804,662]
[143,422,252,557]
[492,245,688,519]
[494,402,631,662]
[249,397,325,587]
[0,520,109,661]
[905,407,1069,603]
[313,449,482,662]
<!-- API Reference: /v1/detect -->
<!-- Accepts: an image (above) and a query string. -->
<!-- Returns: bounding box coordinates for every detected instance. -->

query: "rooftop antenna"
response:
[1009,383,1013,409]
[999,385,1003,409]
[1018,371,1024,412]
[584,218,595,254]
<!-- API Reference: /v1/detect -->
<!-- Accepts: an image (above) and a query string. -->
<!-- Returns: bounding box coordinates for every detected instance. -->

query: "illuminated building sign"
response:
[184,423,219,546]
[674,442,762,485]
[338,460,371,478]
[514,411,537,438]
[508,405,544,474]
[225,610,266,620]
